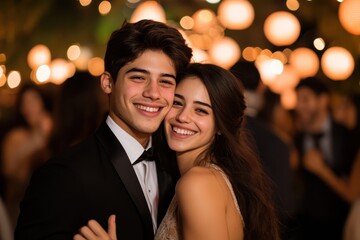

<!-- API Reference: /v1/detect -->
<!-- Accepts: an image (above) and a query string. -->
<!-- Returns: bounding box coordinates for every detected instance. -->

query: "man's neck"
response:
[307,111,329,133]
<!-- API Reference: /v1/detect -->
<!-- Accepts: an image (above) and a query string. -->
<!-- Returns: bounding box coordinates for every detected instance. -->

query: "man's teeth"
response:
[173,126,195,135]
[136,105,159,112]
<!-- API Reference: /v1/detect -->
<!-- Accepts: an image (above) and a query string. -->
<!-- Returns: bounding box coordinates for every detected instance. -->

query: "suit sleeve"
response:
[15,162,84,240]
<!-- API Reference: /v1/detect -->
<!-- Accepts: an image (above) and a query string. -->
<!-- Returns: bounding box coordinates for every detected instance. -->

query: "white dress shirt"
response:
[106,116,159,233]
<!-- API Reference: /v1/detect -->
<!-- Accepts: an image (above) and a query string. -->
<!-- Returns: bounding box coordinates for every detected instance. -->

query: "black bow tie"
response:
[132,148,155,165]
[311,132,324,149]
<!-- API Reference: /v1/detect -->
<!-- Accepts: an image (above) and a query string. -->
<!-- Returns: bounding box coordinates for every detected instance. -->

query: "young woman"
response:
[74,63,280,240]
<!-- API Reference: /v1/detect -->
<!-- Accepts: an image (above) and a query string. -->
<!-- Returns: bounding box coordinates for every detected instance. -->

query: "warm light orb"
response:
[180,16,194,30]
[286,0,300,11]
[217,0,255,30]
[313,37,325,50]
[35,65,51,83]
[281,88,297,109]
[268,65,300,94]
[208,36,241,69]
[321,46,355,81]
[74,47,93,71]
[339,0,360,35]
[192,9,217,33]
[7,71,21,89]
[99,1,111,15]
[27,44,51,70]
[289,47,319,78]
[0,74,6,87]
[50,59,73,85]
[67,45,81,61]
[130,1,166,23]
[264,11,301,46]
[79,0,92,7]
[88,57,105,76]
[191,47,211,64]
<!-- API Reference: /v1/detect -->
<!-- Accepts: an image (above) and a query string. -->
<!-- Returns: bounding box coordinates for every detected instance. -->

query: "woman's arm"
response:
[304,149,360,203]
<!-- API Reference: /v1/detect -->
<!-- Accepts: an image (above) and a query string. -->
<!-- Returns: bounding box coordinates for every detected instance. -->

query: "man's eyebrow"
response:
[174,94,212,108]
[126,67,176,80]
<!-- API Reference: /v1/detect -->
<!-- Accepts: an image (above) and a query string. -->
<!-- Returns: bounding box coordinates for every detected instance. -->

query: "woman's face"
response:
[164,76,216,159]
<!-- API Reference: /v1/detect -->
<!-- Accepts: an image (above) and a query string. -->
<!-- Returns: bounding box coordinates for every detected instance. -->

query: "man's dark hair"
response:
[104,19,193,81]
[295,77,329,95]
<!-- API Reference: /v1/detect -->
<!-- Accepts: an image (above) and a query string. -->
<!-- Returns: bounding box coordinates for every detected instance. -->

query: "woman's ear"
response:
[100,72,113,94]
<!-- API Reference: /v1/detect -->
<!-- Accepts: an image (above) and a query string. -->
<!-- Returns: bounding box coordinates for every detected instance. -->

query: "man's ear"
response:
[100,72,113,94]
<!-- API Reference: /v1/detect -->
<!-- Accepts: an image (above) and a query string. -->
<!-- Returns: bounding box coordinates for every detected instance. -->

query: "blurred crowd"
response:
[0,71,108,239]
[0,64,359,240]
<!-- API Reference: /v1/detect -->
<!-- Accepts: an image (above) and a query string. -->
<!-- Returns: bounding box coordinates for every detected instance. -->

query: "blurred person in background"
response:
[305,92,360,240]
[257,89,299,170]
[230,61,295,239]
[294,77,355,240]
[49,71,108,155]
[0,83,53,230]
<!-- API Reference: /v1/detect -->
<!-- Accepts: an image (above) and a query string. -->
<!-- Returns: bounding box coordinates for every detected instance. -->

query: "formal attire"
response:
[295,117,354,240]
[15,117,176,240]
[154,164,243,240]
[244,116,295,226]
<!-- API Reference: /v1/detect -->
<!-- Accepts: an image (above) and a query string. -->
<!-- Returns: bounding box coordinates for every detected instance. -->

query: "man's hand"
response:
[73,215,117,240]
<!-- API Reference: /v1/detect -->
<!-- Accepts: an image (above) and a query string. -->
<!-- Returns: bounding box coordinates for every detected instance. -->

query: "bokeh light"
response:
[264,11,301,46]
[289,47,319,78]
[217,0,255,30]
[321,46,355,81]
[130,1,166,23]
[7,71,21,89]
[27,45,51,70]
[339,0,360,35]
[208,36,241,69]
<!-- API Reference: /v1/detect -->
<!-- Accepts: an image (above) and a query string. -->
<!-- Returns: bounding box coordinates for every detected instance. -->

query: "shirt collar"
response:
[106,115,152,164]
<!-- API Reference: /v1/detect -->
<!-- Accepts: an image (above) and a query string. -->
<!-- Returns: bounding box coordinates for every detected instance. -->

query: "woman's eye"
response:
[196,108,208,114]
[172,100,182,107]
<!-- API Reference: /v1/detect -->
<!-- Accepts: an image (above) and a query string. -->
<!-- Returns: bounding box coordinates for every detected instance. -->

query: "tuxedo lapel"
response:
[95,122,154,237]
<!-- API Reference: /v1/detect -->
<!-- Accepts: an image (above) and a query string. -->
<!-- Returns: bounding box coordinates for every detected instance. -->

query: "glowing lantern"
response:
[7,71,21,89]
[217,0,255,30]
[264,11,301,46]
[192,9,217,34]
[208,37,241,69]
[321,47,355,81]
[88,57,105,76]
[191,47,211,64]
[268,65,300,94]
[281,88,297,109]
[27,45,51,70]
[50,59,74,85]
[339,0,360,35]
[289,47,319,78]
[130,1,166,23]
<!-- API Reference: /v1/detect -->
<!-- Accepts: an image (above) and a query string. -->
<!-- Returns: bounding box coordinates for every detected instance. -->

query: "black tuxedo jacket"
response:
[294,119,354,234]
[15,121,176,240]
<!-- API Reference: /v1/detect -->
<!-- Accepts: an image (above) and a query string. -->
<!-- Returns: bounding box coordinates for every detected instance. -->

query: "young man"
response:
[294,77,354,240]
[15,20,192,240]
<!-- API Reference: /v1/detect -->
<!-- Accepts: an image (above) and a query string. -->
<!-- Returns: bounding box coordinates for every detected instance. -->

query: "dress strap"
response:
[210,164,245,227]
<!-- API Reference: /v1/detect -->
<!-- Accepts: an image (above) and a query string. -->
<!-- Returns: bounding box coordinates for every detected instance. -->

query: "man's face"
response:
[106,50,177,144]
[295,87,322,127]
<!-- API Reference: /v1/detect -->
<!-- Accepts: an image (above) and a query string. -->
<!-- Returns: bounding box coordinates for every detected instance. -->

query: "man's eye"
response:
[160,79,175,86]
[130,76,145,80]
